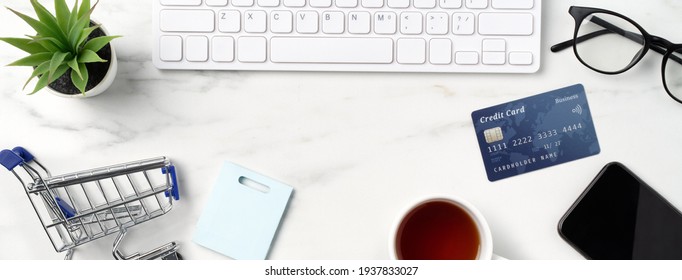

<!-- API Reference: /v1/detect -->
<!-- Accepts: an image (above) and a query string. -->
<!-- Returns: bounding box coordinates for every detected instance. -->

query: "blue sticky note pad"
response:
[471,84,600,182]
[193,161,293,260]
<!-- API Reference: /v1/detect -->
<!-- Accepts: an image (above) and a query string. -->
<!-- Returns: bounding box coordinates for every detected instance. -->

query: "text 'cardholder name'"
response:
[471,84,601,182]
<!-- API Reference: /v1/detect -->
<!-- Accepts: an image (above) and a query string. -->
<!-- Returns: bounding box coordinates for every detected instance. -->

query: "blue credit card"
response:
[471,84,600,182]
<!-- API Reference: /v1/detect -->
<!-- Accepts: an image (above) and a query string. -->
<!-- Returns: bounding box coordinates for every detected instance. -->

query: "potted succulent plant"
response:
[0,0,119,98]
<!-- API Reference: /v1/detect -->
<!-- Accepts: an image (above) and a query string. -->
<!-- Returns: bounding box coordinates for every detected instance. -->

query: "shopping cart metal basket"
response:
[0,147,181,260]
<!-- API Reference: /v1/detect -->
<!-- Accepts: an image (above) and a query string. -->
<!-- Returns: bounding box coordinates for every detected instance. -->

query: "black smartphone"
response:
[558,162,682,260]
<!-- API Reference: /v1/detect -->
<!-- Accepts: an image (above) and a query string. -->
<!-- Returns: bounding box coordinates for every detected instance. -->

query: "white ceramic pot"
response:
[47,23,117,98]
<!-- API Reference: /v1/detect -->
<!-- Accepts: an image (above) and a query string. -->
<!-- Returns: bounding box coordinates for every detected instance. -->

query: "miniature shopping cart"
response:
[0,147,181,260]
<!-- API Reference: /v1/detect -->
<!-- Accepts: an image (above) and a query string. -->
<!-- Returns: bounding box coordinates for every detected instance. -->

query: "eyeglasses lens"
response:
[665,48,682,101]
[575,13,646,73]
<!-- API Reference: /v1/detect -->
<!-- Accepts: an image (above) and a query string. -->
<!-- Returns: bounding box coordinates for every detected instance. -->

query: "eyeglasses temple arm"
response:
[550,30,611,52]
[672,49,682,65]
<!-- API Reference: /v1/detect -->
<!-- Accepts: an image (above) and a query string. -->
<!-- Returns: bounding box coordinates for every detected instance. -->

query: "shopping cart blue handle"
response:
[0,149,23,171]
[163,165,180,200]
[12,146,35,163]
[55,197,76,218]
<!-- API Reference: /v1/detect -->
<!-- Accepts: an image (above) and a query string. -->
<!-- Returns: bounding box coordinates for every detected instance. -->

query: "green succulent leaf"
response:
[83,35,119,53]
[6,7,58,41]
[48,52,69,81]
[78,0,92,21]
[27,35,68,52]
[23,60,50,90]
[30,0,58,26]
[54,0,71,32]
[29,0,69,45]
[30,63,69,95]
[30,71,51,95]
[78,49,106,63]
[27,37,60,53]
[71,62,89,93]
[0,37,48,54]
[76,25,100,48]
[8,52,53,67]
[68,11,94,49]
[67,0,79,32]
[67,57,81,79]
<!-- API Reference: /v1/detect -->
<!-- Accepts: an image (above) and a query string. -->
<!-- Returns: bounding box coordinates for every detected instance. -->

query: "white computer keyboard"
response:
[152,0,541,73]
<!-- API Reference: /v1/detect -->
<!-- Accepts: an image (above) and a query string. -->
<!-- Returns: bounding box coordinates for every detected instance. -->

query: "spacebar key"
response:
[271,37,394,63]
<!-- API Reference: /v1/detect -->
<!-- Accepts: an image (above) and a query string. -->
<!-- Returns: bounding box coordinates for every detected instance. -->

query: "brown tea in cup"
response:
[395,200,481,260]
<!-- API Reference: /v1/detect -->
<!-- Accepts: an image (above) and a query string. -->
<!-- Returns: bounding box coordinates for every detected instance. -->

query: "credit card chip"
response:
[484,127,504,143]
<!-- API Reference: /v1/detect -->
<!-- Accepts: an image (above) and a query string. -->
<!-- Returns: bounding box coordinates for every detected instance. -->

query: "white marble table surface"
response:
[1,0,681,260]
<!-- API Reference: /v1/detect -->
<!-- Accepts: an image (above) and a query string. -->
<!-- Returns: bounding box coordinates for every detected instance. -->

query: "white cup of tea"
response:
[389,196,496,260]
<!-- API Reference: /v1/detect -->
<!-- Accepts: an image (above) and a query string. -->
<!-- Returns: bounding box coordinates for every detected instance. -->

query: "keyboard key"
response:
[492,0,533,9]
[283,0,305,7]
[212,36,235,62]
[452,13,474,35]
[232,0,255,6]
[374,12,397,34]
[160,10,215,32]
[482,39,505,52]
[238,37,267,62]
[439,0,462,8]
[218,10,241,32]
[336,0,358,8]
[400,12,422,35]
[479,13,533,35]
[205,0,228,6]
[297,11,319,33]
[258,0,280,7]
[397,38,426,64]
[509,52,533,65]
[465,0,487,9]
[482,52,505,64]
[455,51,479,64]
[429,39,452,64]
[348,12,371,34]
[244,10,267,33]
[426,12,448,35]
[159,36,182,61]
[160,0,201,6]
[414,0,436,8]
[186,36,209,62]
[271,37,393,63]
[362,0,383,8]
[387,0,408,8]
[310,0,333,7]
[322,12,345,34]
[271,11,293,33]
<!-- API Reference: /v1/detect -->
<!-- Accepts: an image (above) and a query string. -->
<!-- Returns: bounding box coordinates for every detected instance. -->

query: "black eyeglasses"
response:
[551,6,682,104]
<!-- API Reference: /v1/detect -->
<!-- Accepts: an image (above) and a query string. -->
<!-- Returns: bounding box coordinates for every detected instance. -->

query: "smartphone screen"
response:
[559,162,682,259]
